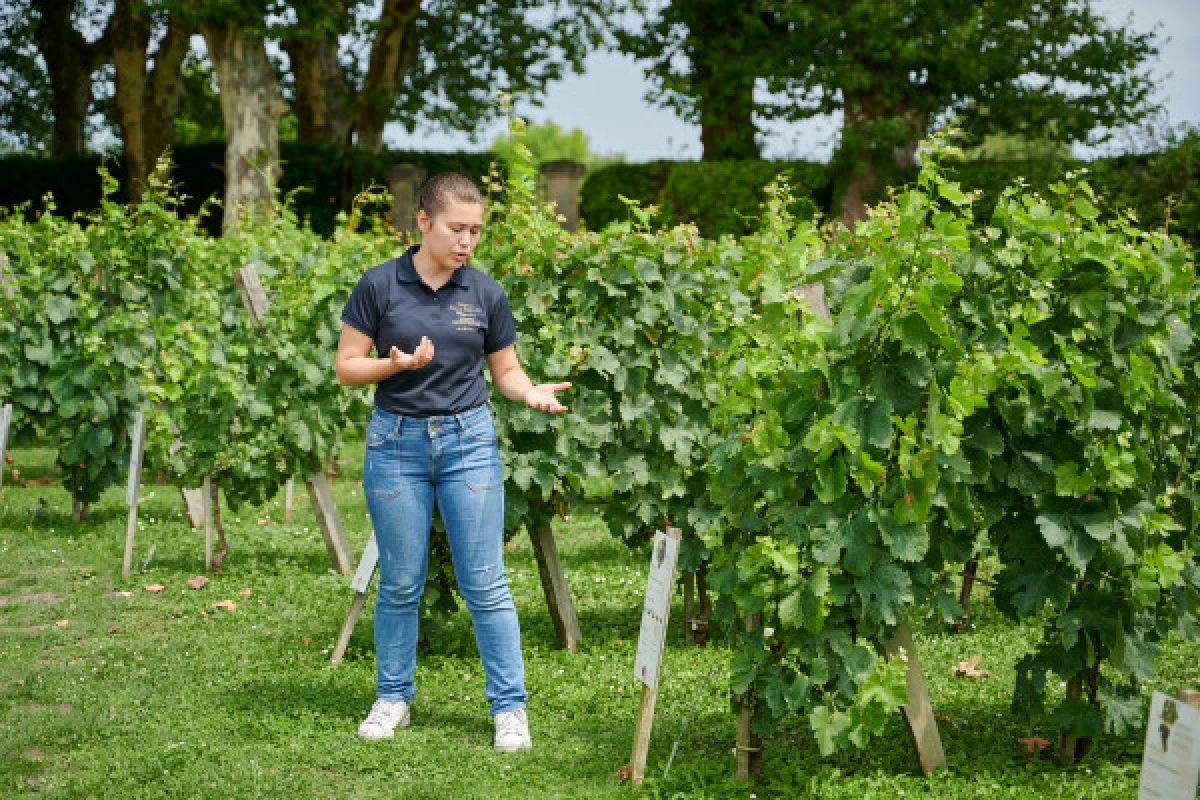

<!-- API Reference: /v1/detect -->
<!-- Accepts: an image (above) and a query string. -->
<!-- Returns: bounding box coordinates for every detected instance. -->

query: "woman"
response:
[335,172,569,752]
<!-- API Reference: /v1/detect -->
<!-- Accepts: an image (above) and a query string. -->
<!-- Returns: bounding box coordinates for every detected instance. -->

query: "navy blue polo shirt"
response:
[340,245,517,416]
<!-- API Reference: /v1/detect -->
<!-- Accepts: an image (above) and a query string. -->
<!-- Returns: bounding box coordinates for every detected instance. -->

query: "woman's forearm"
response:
[492,363,535,404]
[336,356,405,387]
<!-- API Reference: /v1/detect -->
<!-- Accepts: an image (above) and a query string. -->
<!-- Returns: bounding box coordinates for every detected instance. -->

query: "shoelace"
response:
[496,710,527,736]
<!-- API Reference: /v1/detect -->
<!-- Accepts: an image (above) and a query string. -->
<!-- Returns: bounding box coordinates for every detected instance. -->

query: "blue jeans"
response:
[362,403,527,716]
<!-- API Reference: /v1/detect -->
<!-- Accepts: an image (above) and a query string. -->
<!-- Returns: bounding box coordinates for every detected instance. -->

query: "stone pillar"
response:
[384,163,427,236]
[540,159,586,231]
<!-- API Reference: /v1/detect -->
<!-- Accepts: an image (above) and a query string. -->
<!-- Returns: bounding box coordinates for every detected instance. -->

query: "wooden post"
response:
[283,476,295,523]
[540,160,586,231]
[331,533,379,665]
[528,518,582,653]
[735,612,763,780]
[305,472,353,575]
[121,410,147,578]
[203,474,214,571]
[233,266,270,325]
[383,164,427,237]
[792,281,946,776]
[879,619,947,775]
[682,570,695,645]
[234,264,352,575]
[0,403,12,492]
[164,419,206,528]
[630,527,681,785]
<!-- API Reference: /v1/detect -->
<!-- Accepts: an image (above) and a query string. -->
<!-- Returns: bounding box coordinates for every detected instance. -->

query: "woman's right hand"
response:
[390,336,435,371]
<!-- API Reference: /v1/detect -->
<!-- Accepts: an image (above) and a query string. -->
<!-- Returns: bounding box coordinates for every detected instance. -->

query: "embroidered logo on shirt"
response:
[450,302,485,332]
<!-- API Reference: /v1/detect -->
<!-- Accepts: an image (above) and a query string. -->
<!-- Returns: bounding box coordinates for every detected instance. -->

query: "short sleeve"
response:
[484,288,517,354]
[341,271,381,339]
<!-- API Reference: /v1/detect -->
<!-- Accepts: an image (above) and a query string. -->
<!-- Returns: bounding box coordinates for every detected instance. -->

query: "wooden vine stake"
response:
[234,264,352,575]
[330,532,379,664]
[283,476,295,523]
[630,526,681,785]
[121,410,147,578]
[203,475,214,571]
[0,403,12,492]
[784,281,946,777]
[529,512,582,653]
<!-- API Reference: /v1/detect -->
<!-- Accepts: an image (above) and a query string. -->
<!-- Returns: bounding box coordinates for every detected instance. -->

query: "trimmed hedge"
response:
[2,133,1196,248]
[0,142,495,236]
[580,135,1200,248]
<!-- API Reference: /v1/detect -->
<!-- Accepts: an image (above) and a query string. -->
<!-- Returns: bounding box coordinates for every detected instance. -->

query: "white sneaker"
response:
[493,708,532,752]
[357,698,410,740]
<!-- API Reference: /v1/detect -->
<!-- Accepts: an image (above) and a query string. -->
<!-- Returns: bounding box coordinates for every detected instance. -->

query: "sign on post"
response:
[630,527,681,785]
[1139,690,1200,799]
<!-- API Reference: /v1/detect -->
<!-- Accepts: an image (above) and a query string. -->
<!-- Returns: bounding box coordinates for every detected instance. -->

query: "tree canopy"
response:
[620,0,1160,218]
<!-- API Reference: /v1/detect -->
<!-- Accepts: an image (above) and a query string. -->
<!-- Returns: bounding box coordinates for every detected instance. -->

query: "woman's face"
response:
[417,199,485,271]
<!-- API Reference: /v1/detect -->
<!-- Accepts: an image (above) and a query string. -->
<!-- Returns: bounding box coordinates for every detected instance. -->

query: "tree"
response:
[0,2,55,152]
[622,0,1160,221]
[28,0,114,156]
[490,120,593,169]
[170,1,285,229]
[280,0,612,151]
[110,0,192,199]
[617,0,774,160]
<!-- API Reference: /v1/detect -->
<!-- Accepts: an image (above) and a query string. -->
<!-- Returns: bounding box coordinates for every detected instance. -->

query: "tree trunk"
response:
[202,21,284,230]
[836,88,928,225]
[282,30,351,145]
[143,16,193,167]
[111,0,150,199]
[354,0,421,151]
[32,0,113,157]
[696,65,758,160]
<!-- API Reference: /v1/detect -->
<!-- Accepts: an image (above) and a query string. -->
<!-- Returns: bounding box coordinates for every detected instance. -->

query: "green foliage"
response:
[475,115,753,569]
[707,132,1199,754]
[0,161,192,505]
[581,159,827,236]
[490,120,594,170]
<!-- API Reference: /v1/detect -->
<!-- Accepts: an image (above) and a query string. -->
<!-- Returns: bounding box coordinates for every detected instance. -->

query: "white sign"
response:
[1139,692,1200,799]
[633,530,679,690]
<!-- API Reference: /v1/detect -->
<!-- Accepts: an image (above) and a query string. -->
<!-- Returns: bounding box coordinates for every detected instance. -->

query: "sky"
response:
[384,0,1200,162]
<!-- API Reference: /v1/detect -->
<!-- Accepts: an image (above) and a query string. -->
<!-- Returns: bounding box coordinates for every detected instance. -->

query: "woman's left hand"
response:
[525,382,571,413]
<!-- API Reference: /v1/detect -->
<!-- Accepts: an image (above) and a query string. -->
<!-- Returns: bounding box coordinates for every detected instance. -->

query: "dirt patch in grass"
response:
[19,592,63,604]
[22,747,47,761]
[19,704,72,714]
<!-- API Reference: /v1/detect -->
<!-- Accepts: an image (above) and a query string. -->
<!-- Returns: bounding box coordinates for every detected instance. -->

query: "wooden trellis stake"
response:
[0,403,12,492]
[529,516,582,653]
[233,264,353,575]
[283,476,295,523]
[121,410,147,578]
[330,533,379,665]
[203,475,214,571]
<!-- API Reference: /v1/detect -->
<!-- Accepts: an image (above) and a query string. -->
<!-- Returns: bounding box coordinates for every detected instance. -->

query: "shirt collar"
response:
[396,245,469,289]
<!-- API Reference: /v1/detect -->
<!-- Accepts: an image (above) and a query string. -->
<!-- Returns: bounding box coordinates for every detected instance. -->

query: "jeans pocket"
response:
[459,434,503,491]
[363,447,403,498]
[366,413,399,449]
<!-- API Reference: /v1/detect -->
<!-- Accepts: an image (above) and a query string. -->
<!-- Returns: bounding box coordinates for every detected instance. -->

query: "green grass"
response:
[1,443,1196,799]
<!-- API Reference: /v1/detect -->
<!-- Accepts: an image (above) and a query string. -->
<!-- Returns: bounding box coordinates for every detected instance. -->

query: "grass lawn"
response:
[1,442,1197,799]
